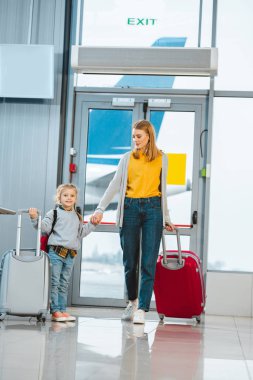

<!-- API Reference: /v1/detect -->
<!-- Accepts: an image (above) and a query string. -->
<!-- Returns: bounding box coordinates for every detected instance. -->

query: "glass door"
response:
[71,92,207,307]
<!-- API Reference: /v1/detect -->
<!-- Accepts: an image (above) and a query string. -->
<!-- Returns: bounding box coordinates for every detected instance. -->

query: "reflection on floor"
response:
[1,307,253,379]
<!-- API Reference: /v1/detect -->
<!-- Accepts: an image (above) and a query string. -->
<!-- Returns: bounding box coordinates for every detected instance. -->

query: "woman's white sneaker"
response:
[133,309,145,324]
[121,302,138,321]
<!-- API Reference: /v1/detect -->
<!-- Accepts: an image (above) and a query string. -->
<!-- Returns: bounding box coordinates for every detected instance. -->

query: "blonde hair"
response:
[55,183,82,221]
[132,120,161,161]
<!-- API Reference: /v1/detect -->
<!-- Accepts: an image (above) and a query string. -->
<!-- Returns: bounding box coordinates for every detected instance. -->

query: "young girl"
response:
[29,183,96,322]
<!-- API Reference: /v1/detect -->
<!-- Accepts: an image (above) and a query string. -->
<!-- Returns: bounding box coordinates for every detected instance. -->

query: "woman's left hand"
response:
[90,212,103,225]
[165,223,176,232]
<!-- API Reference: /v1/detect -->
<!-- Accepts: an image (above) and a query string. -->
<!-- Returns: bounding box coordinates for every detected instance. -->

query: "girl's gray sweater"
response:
[31,208,95,250]
[95,151,172,227]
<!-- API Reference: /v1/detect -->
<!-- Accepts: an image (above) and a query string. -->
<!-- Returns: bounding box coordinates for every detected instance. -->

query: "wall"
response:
[0,0,67,251]
[206,271,253,317]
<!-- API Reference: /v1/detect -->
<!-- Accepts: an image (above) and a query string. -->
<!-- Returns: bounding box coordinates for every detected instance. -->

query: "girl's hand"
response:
[165,222,176,232]
[90,212,103,225]
[29,208,38,219]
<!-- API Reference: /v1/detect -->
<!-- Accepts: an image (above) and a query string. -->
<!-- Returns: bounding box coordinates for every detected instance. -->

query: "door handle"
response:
[192,211,198,225]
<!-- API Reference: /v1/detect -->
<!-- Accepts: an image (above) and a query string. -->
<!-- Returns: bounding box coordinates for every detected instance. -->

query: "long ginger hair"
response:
[132,120,161,161]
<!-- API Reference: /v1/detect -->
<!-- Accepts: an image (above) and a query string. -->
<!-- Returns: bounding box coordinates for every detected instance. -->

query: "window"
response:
[76,0,209,89]
[208,98,253,271]
[215,0,253,91]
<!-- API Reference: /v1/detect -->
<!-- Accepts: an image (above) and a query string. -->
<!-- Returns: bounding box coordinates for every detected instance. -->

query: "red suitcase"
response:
[154,229,205,323]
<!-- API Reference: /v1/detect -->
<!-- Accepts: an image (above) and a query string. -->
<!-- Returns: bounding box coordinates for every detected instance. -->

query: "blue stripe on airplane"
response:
[87,37,186,165]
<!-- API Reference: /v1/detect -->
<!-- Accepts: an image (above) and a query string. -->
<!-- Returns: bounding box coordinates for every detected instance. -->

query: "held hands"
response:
[29,208,38,219]
[90,212,103,225]
[165,222,176,232]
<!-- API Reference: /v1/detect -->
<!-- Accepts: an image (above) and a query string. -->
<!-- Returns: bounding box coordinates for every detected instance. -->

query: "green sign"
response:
[127,18,157,26]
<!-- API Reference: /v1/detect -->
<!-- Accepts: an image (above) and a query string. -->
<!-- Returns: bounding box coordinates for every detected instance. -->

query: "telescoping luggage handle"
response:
[16,209,42,256]
[161,228,185,270]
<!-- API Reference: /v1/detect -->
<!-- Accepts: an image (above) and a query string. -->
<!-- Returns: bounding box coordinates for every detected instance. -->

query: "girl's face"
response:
[132,128,149,151]
[60,188,77,211]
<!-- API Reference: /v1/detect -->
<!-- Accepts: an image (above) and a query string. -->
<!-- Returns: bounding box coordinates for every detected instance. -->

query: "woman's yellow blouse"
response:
[126,152,162,198]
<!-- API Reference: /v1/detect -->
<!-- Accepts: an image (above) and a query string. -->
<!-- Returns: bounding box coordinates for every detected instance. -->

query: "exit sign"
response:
[127,18,157,26]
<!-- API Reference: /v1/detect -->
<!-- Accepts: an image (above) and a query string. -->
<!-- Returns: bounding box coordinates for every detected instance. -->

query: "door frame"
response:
[70,89,208,307]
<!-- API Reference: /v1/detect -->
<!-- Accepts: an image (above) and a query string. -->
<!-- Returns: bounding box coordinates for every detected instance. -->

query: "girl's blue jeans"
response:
[48,248,75,313]
[120,197,163,312]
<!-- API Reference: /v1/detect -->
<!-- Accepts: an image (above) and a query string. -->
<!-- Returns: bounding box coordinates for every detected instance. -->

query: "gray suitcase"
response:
[0,209,50,322]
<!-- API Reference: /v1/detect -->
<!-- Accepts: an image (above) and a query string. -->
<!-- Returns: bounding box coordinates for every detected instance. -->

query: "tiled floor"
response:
[1,308,253,379]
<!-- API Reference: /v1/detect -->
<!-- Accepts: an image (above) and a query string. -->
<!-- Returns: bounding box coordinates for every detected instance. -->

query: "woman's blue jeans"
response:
[48,248,75,313]
[120,197,163,312]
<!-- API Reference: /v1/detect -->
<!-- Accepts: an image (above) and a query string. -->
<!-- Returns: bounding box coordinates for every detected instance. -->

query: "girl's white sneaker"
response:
[133,309,145,324]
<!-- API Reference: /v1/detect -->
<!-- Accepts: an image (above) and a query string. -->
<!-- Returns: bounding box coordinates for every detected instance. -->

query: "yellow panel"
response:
[166,153,187,185]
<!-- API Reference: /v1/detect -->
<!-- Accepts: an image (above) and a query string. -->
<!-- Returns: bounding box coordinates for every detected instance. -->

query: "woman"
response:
[91,120,175,324]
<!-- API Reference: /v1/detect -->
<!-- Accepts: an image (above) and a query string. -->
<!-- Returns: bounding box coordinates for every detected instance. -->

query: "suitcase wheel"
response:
[36,313,46,323]
[194,315,201,324]
[158,313,165,323]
